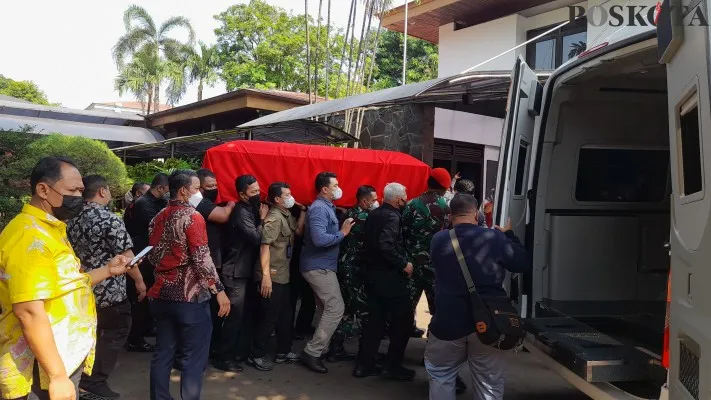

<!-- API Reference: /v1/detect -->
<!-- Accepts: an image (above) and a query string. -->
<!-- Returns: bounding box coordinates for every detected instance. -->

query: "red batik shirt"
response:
[147,200,224,303]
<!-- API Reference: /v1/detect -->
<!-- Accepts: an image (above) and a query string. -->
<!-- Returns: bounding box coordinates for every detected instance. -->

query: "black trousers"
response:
[253,282,293,358]
[358,270,414,370]
[126,261,155,344]
[290,265,316,334]
[12,361,83,400]
[217,277,256,361]
[81,300,132,390]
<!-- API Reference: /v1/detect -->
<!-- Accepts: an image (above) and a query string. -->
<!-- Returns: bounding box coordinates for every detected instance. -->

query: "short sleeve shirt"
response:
[67,202,134,308]
[0,205,96,399]
[196,198,223,269]
[259,207,296,284]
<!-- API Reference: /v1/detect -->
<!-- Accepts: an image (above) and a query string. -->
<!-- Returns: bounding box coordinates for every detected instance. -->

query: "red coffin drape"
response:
[202,141,431,207]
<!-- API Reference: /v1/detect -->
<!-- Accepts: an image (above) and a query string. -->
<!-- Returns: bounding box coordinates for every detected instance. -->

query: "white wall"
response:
[434,108,503,146]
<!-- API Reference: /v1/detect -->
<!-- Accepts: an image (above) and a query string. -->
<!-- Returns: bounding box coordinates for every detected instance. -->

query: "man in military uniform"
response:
[328,185,379,362]
[403,168,452,320]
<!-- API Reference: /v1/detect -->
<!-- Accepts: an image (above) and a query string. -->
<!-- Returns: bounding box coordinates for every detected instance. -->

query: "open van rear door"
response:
[495,56,541,239]
[495,56,541,314]
[659,0,711,398]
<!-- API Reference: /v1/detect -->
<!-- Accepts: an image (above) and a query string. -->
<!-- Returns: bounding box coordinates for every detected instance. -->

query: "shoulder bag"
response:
[448,228,525,350]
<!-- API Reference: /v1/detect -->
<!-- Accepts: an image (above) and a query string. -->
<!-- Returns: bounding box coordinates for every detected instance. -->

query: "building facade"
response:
[383,0,658,199]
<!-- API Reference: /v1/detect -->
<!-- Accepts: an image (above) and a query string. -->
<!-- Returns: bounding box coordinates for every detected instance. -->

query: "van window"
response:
[514,140,529,196]
[575,148,669,203]
[678,95,703,196]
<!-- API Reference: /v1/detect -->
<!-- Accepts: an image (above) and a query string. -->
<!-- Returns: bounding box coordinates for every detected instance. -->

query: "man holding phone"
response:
[67,175,147,400]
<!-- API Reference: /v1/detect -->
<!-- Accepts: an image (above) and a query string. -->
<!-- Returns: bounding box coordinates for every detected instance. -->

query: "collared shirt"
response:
[259,206,296,284]
[67,202,134,309]
[0,205,96,399]
[300,197,345,273]
[147,200,224,303]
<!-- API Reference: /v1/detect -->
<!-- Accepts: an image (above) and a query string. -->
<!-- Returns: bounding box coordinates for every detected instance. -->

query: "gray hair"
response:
[383,182,407,201]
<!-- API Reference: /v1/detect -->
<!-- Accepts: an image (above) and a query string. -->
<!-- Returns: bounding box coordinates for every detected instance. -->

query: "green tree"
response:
[214,0,351,98]
[187,42,220,101]
[127,158,201,184]
[0,75,51,105]
[113,5,195,111]
[371,29,438,90]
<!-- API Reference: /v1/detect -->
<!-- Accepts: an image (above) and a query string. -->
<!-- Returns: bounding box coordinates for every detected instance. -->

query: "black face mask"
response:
[48,187,84,221]
[203,189,218,203]
[248,194,261,208]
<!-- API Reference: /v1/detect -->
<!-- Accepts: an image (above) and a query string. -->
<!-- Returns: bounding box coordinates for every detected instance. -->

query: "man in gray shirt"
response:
[299,172,355,373]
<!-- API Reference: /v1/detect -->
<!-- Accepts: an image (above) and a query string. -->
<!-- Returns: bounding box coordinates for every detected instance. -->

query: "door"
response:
[659,0,711,399]
[494,56,542,314]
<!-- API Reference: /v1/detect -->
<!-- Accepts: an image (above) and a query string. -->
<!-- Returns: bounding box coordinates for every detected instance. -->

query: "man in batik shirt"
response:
[67,175,147,400]
[330,185,378,362]
[147,170,230,400]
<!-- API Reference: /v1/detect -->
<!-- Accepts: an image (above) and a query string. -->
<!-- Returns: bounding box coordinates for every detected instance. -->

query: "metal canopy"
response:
[0,99,144,125]
[0,114,164,145]
[239,70,552,128]
[111,120,356,160]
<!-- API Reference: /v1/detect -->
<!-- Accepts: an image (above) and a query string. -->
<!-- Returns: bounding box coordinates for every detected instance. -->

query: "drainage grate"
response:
[679,340,700,400]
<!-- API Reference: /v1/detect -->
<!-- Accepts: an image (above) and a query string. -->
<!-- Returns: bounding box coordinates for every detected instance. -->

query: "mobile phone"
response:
[130,246,153,266]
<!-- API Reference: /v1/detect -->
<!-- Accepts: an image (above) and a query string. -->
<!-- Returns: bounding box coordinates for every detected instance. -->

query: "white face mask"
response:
[188,190,203,208]
[332,187,343,201]
[284,195,295,209]
[370,201,380,210]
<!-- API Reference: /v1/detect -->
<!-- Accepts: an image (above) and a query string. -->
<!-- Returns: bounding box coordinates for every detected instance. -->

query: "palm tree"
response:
[114,47,164,114]
[113,5,195,112]
[187,42,220,101]
[568,41,587,59]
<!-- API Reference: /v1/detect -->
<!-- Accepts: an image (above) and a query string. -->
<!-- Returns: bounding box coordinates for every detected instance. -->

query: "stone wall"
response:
[327,104,434,165]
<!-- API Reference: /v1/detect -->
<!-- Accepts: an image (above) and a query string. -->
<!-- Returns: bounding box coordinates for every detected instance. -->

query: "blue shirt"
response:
[428,224,531,341]
[300,197,345,272]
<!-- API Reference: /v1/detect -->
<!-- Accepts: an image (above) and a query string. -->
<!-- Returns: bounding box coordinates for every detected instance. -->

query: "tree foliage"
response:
[126,157,201,184]
[214,0,352,98]
[187,42,220,101]
[0,75,52,105]
[113,5,196,110]
[0,130,132,229]
[371,30,438,90]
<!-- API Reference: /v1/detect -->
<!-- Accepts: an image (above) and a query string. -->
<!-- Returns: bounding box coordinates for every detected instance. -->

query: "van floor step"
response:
[525,317,665,383]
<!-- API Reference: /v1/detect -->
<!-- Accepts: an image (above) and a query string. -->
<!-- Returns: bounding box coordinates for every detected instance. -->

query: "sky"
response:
[0,0,371,109]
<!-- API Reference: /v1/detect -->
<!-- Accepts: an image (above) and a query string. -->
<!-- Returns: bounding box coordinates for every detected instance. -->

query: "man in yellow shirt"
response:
[0,157,130,400]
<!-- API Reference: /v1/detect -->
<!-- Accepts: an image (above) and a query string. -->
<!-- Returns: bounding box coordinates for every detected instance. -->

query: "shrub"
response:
[127,157,202,184]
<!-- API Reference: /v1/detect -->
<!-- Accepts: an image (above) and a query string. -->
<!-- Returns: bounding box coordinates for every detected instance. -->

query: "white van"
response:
[495,2,708,399]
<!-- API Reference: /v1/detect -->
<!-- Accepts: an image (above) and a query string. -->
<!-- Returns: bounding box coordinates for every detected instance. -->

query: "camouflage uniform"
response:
[402,191,450,315]
[335,206,370,338]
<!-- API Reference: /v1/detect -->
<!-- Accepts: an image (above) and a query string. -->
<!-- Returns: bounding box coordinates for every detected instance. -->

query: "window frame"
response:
[526,18,588,70]
[572,145,671,205]
[676,84,705,204]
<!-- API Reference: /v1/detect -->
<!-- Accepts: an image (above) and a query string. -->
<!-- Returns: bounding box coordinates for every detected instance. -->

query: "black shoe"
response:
[381,366,416,381]
[125,341,155,353]
[411,327,425,338]
[456,375,467,395]
[300,352,328,373]
[79,383,120,399]
[213,359,244,373]
[352,365,382,378]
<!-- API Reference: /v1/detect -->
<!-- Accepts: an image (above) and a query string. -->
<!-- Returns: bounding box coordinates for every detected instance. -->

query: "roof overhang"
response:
[0,114,164,145]
[146,89,323,128]
[382,0,564,44]
[239,70,552,127]
[0,99,144,125]
[111,120,356,160]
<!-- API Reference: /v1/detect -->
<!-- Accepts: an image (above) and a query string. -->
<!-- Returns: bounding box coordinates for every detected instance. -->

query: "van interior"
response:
[526,40,672,396]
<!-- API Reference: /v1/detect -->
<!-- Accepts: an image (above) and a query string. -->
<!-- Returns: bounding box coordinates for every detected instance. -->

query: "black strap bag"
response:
[449,229,525,350]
